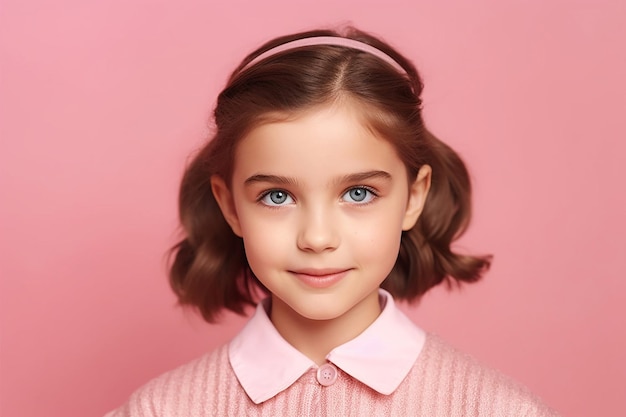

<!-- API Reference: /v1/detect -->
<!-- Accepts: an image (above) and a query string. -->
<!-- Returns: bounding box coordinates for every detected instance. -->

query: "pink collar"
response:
[228,289,426,404]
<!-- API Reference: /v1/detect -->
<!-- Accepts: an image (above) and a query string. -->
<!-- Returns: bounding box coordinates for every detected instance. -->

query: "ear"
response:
[210,175,243,237]
[402,164,432,231]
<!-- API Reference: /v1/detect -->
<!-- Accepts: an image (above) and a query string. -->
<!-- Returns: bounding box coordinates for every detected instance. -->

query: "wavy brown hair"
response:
[169,27,491,322]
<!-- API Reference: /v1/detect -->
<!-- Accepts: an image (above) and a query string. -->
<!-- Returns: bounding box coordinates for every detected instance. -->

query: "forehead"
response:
[232,100,404,181]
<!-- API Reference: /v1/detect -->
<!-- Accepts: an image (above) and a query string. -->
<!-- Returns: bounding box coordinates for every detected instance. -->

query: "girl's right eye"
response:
[259,190,294,206]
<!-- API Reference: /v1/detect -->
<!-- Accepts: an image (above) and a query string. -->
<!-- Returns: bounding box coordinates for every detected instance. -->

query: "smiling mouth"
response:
[289,268,351,288]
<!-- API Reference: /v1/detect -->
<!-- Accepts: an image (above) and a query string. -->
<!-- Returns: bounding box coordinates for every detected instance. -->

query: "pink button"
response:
[316,363,338,386]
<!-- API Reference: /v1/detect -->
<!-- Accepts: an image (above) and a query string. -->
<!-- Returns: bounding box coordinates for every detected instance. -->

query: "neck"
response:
[269,291,381,365]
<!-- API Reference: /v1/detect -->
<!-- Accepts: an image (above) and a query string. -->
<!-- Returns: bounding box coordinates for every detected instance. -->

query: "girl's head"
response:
[170,27,491,322]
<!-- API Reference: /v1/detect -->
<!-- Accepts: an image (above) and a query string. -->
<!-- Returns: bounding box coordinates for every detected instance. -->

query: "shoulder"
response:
[404,334,560,417]
[104,344,235,417]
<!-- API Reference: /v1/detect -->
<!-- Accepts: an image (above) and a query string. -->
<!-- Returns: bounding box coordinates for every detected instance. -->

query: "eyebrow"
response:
[244,174,299,186]
[335,170,392,185]
[243,170,392,187]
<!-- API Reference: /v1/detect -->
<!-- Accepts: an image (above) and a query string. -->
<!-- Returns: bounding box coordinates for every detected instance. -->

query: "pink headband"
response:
[240,36,406,74]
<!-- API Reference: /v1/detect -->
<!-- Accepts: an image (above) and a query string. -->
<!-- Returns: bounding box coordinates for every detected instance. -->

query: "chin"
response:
[292,303,352,322]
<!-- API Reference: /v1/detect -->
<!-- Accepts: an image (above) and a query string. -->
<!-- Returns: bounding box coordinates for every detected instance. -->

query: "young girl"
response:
[106,27,559,416]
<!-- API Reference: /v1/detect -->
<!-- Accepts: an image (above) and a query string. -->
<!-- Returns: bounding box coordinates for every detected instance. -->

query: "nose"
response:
[296,206,340,253]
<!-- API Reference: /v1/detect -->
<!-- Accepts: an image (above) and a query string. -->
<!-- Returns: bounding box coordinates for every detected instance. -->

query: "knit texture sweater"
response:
[106,334,559,417]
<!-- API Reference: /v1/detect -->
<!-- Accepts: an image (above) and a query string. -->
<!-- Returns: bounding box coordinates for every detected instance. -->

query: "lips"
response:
[289,268,351,289]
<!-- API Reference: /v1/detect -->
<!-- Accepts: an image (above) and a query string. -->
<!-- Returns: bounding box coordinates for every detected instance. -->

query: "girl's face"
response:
[212,100,430,328]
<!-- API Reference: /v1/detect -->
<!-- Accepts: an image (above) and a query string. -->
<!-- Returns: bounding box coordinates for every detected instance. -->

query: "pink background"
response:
[1,1,625,416]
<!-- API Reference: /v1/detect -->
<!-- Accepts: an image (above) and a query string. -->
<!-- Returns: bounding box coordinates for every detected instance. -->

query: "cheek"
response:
[241,233,276,281]
[237,211,293,268]
[349,214,403,262]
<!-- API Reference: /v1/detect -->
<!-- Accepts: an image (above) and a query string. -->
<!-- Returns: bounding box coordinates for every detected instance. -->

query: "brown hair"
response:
[169,27,491,322]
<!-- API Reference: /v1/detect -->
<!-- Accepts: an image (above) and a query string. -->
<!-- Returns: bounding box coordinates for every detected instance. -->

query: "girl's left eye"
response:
[342,187,376,204]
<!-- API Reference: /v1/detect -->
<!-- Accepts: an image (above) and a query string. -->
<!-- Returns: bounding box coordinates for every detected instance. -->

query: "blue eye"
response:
[343,187,375,204]
[260,190,294,206]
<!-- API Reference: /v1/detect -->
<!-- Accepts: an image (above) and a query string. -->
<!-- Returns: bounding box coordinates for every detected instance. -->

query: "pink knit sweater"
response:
[106,292,559,416]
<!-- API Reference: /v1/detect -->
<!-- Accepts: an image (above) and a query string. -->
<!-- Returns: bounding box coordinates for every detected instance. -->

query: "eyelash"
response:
[257,189,295,207]
[342,186,378,205]
[256,186,379,207]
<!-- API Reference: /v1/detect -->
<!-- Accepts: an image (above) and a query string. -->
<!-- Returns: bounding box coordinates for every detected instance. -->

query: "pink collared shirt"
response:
[229,289,425,403]
[106,290,560,416]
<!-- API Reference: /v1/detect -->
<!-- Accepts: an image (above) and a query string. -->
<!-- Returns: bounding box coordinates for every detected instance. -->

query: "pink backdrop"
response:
[1,1,625,416]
